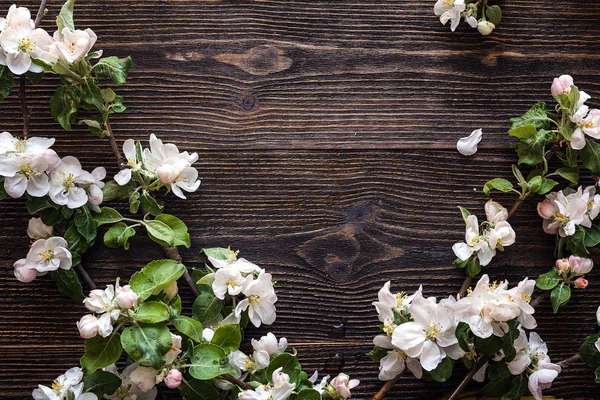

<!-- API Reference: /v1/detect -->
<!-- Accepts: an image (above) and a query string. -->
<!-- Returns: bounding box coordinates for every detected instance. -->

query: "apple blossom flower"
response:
[13,258,37,282]
[23,237,72,273]
[0,132,57,157]
[375,343,422,381]
[213,263,252,299]
[556,255,593,277]
[485,200,508,223]
[207,251,262,274]
[251,332,288,358]
[51,27,97,64]
[87,166,106,212]
[114,138,146,185]
[575,277,589,289]
[0,12,54,75]
[49,156,97,209]
[82,280,136,337]
[453,275,521,338]
[373,281,422,335]
[235,270,277,327]
[229,349,270,375]
[528,361,562,400]
[391,292,459,371]
[0,5,32,33]
[456,128,483,156]
[328,373,360,399]
[452,214,495,266]
[27,217,53,240]
[570,106,600,150]
[507,277,537,329]
[434,0,466,32]
[477,20,495,36]
[164,369,182,389]
[308,371,330,394]
[129,365,159,393]
[114,284,139,309]
[238,368,295,400]
[32,367,97,400]
[0,153,55,198]
[76,314,99,339]
[537,190,587,237]
[551,74,574,97]
[104,364,157,400]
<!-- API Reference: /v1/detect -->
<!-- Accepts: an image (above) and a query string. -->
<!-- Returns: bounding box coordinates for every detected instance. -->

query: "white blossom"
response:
[251,332,288,358]
[434,0,466,32]
[328,373,360,399]
[0,153,55,197]
[27,217,53,239]
[456,128,483,156]
[391,292,459,371]
[570,106,600,150]
[50,27,97,64]
[507,277,537,329]
[81,280,135,338]
[551,75,574,97]
[114,139,142,185]
[49,156,96,209]
[0,132,56,156]
[238,367,295,400]
[87,166,106,212]
[104,364,157,400]
[23,237,72,273]
[212,264,252,299]
[537,189,588,237]
[76,314,99,339]
[32,367,97,400]
[235,270,277,327]
[229,349,269,375]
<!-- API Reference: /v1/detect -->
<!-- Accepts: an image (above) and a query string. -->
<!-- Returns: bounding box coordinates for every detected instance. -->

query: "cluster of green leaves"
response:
[579,327,600,385]
[95,207,191,250]
[456,321,529,400]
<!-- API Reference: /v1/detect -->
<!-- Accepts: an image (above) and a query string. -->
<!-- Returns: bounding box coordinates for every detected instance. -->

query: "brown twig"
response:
[445,357,490,400]
[221,373,253,390]
[19,76,29,138]
[34,0,48,28]
[161,245,199,297]
[558,352,581,369]
[105,120,125,169]
[75,264,97,290]
[371,370,405,400]
[458,276,473,298]
[530,291,549,308]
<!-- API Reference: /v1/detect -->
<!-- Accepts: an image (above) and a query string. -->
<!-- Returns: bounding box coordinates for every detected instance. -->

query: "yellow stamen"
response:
[41,250,54,262]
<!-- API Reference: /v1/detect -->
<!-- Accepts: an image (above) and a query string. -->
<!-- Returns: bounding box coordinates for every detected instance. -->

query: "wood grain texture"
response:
[1,0,600,399]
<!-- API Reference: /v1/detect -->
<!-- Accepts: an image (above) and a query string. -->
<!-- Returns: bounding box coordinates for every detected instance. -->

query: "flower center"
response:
[554,212,569,225]
[443,0,455,7]
[226,278,237,287]
[14,138,27,153]
[51,379,62,391]
[41,250,55,262]
[19,163,33,177]
[522,292,531,303]
[425,322,442,340]
[227,249,239,263]
[582,121,594,129]
[394,292,408,307]
[248,295,260,305]
[18,37,36,54]
[63,173,76,189]
[70,41,77,52]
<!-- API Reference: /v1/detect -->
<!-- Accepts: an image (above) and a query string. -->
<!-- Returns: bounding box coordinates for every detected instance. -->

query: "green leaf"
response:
[466,258,481,278]
[584,225,600,247]
[504,374,528,400]
[536,269,560,291]
[0,65,14,101]
[169,295,182,319]
[145,220,175,246]
[556,167,580,185]
[75,207,98,243]
[595,366,600,384]
[81,333,123,374]
[509,102,553,130]
[457,206,470,223]
[155,214,191,248]
[57,0,76,31]
[78,118,104,137]
[40,207,64,226]
[64,224,89,262]
[93,207,124,226]
[297,389,322,400]
[52,268,85,300]
[485,5,502,25]
[210,324,242,354]
[537,178,559,195]
[101,88,116,103]
[481,363,512,396]
[579,333,600,367]
[140,191,164,216]
[26,196,52,214]
[500,322,520,363]
[508,125,537,139]
[455,322,472,352]
[566,226,589,257]
[202,247,236,261]
[172,316,204,342]
[103,222,136,250]
[475,334,504,357]
[129,189,141,214]
[512,128,556,166]
[581,139,600,175]
[527,175,542,193]
[453,257,469,269]
[367,345,389,363]
[266,353,302,386]
[179,376,220,400]
[129,259,186,300]
[50,84,80,131]
[192,284,223,323]
[80,78,104,111]
[121,323,172,369]
[428,357,454,383]
[83,370,121,398]
[550,283,571,313]
[109,95,126,113]
[134,301,170,323]
[95,56,133,85]
[102,181,133,202]
[189,344,235,380]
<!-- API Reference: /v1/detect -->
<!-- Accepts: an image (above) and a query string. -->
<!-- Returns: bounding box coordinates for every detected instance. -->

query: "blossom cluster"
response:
[537,185,600,237]
[0,132,105,206]
[453,200,516,268]
[32,367,96,400]
[434,0,500,36]
[114,134,200,200]
[206,248,277,327]
[0,4,98,75]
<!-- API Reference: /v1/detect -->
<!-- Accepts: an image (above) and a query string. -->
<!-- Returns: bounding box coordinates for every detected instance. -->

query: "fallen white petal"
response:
[457,129,483,156]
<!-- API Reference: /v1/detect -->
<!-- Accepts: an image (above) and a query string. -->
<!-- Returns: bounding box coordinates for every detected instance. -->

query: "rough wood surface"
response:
[1,1,599,399]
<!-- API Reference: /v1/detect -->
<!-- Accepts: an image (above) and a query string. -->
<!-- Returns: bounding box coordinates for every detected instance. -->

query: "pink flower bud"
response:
[13,259,38,283]
[164,369,183,389]
[115,285,139,309]
[593,175,600,183]
[575,277,588,289]
[157,164,179,184]
[555,258,571,273]
[330,373,360,399]
[568,256,594,276]
[551,75,574,97]
[77,314,99,338]
[537,200,556,220]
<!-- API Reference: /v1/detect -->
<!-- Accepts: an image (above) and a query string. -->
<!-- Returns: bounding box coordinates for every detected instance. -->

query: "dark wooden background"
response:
[1,1,600,398]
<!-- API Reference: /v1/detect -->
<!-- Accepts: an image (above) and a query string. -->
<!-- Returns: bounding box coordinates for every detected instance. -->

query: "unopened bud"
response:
[575,277,589,289]
[164,369,183,389]
[537,200,556,220]
[77,314,99,339]
[477,20,495,36]
[555,258,571,273]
